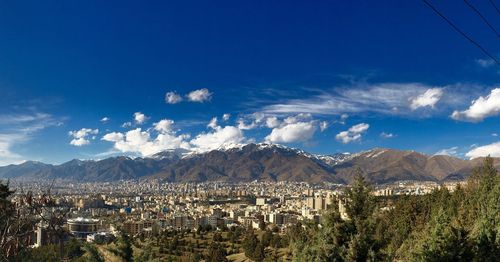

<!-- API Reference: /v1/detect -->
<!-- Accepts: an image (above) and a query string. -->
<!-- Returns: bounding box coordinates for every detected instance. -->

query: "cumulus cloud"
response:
[102,127,190,156]
[122,122,132,128]
[380,132,394,138]
[435,146,459,157]
[283,113,312,124]
[69,128,99,146]
[102,132,124,142]
[134,112,149,125]
[265,119,317,144]
[100,117,110,123]
[266,116,280,128]
[336,123,369,144]
[187,88,212,102]
[465,142,500,159]
[154,119,175,133]
[237,119,258,130]
[451,88,500,122]
[236,113,266,130]
[222,114,231,121]
[190,126,246,152]
[409,88,443,110]
[102,117,247,156]
[207,117,218,129]
[165,91,183,104]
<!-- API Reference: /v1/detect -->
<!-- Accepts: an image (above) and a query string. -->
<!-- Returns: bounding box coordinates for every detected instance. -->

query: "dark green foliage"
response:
[242,229,265,261]
[288,158,500,261]
[261,230,273,247]
[83,243,105,262]
[289,169,380,261]
[14,239,84,261]
[206,242,228,262]
[111,232,134,262]
[134,243,154,262]
[253,242,265,262]
[212,232,223,242]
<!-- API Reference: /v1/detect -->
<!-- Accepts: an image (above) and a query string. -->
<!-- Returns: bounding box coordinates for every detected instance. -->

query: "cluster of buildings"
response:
[9,179,466,247]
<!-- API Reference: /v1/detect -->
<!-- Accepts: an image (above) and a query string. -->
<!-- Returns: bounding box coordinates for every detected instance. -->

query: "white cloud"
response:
[102,119,248,156]
[340,114,348,123]
[465,142,500,159]
[0,112,62,165]
[451,88,500,122]
[102,132,124,142]
[349,123,369,133]
[265,121,317,143]
[283,113,312,124]
[237,119,258,130]
[134,112,149,125]
[165,91,183,104]
[100,117,110,123]
[476,58,495,68]
[262,83,473,117]
[236,113,267,130]
[0,134,26,166]
[207,117,218,129]
[435,146,459,157]
[190,126,246,152]
[493,133,498,137]
[380,132,394,138]
[222,114,231,121]
[187,88,212,102]
[266,116,280,128]
[122,122,132,128]
[336,123,369,144]
[154,119,175,133]
[103,128,190,156]
[320,121,329,132]
[69,128,99,146]
[409,88,443,110]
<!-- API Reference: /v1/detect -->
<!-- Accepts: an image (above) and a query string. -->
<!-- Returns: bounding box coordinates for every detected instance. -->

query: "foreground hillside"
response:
[289,157,500,261]
[1,143,499,184]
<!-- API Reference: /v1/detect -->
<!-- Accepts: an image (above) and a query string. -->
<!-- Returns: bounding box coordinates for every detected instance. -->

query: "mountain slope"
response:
[153,143,341,183]
[331,149,471,184]
[0,144,496,184]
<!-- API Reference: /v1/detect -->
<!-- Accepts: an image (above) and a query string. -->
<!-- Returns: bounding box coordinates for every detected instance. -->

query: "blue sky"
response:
[1,0,500,165]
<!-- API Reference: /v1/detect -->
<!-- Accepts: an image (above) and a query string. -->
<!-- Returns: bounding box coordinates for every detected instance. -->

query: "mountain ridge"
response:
[0,143,496,184]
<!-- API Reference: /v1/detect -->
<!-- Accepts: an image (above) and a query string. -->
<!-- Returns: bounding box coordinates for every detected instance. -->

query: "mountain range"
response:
[0,143,496,184]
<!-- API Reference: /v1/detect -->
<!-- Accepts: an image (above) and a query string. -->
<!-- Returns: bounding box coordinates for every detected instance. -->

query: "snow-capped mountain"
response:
[0,143,493,184]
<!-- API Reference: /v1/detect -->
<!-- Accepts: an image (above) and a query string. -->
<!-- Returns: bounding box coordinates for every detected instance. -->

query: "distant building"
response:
[256,197,267,206]
[122,220,154,235]
[67,217,99,239]
[87,232,114,244]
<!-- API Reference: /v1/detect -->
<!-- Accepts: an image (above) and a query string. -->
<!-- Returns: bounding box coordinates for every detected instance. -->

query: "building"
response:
[122,220,154,235]
[256,197,267,206]
[314,196,326,210]
[67,217,99,239]
[87,232,115,244]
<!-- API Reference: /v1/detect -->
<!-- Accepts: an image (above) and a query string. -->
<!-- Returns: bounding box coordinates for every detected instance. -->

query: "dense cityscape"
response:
[1,176,477,261]
[2,0,500,261]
